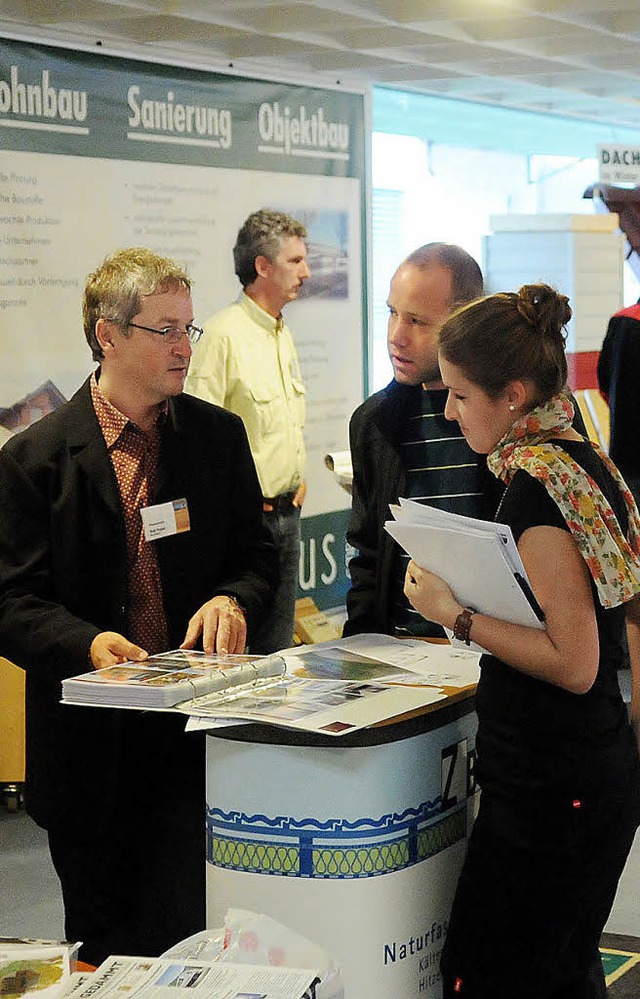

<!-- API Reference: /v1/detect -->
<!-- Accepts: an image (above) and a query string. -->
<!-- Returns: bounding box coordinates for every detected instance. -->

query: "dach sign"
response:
[598,143,640,185]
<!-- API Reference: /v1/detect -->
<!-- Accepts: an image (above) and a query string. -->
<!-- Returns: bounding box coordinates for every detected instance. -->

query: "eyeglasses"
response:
[127,321,204,345]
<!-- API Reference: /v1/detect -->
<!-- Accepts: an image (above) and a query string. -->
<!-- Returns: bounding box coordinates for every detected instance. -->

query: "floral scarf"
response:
[487,392,640,608]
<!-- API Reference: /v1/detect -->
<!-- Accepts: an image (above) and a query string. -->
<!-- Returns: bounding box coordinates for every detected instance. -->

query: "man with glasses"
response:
[186,209,309,654]
[0,247,278,964]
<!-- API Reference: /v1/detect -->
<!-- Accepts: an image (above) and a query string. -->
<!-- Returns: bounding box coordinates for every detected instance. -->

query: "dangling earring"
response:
[509,404,516,412]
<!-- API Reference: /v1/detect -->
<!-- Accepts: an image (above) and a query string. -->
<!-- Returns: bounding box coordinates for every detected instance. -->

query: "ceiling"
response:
[2,0,640,130]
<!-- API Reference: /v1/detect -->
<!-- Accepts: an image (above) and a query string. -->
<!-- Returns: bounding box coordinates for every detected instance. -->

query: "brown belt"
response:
[263,490,297,515]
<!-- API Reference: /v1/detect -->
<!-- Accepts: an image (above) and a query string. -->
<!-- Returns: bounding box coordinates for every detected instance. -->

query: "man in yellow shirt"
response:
[186,209,309,653]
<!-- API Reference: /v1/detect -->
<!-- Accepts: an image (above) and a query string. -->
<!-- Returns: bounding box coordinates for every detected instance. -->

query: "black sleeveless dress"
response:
[440,438,640,999]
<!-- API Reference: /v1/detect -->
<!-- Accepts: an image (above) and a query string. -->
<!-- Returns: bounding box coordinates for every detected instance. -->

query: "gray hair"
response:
[233,209,307,287]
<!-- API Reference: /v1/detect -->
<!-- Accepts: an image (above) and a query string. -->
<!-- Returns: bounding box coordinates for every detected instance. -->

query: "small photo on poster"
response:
[278,208,349,299]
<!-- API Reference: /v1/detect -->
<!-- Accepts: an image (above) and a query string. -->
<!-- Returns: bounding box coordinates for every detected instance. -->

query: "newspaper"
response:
[62,974,95,997]
[159,910,343,998]
[64,955,320,999]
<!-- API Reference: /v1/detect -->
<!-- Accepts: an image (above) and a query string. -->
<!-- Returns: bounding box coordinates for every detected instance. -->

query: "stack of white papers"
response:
[385,498,545,653]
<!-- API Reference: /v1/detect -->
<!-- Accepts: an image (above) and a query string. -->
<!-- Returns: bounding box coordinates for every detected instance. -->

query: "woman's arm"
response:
[405,523,599,694]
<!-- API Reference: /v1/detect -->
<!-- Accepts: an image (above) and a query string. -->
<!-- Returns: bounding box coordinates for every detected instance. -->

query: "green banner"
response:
[0,39,365,176]
[299,509,352,610]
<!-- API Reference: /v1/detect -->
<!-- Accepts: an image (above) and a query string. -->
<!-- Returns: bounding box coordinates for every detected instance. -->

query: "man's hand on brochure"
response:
[90,632,149,670]
[181,595,247,655]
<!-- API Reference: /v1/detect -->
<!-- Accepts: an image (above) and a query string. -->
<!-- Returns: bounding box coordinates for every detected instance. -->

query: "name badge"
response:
[141,498,190,541]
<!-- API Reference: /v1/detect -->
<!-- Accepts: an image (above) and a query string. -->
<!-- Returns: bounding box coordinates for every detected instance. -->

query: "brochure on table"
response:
[182,634,480,736]
[0,937,80,999]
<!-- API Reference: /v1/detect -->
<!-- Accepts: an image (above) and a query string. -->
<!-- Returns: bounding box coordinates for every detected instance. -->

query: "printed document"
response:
[182,635,480,736]
[62,955,319,999]
[385,499,545,653]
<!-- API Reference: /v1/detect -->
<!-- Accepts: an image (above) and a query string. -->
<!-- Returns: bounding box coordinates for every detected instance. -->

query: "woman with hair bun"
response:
[404,284,640,998]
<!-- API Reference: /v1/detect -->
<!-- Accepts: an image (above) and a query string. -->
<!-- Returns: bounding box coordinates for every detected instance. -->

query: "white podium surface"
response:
[205,696,477,998]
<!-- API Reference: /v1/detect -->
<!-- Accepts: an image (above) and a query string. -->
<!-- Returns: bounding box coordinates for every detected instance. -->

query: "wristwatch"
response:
[453,607,476,645]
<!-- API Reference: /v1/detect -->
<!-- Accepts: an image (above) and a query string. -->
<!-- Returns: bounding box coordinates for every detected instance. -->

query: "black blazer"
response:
[0,379,278,828]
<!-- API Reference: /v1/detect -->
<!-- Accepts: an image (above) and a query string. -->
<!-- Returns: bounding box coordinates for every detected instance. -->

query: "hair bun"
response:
[516,283,571,340]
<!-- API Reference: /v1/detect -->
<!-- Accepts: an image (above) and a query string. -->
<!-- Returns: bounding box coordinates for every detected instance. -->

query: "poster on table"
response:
[0,37,367,608]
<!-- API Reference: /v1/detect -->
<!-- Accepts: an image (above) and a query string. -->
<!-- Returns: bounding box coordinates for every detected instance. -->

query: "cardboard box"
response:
[294,598,342,645]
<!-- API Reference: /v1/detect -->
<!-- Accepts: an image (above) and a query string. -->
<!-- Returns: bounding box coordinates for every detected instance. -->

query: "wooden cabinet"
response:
[0,657,25,809]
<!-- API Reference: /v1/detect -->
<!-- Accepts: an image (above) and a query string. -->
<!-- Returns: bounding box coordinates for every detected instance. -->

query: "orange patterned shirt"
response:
[90,373,169,653]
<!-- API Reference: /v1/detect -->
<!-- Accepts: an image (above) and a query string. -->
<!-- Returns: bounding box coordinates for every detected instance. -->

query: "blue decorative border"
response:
[206,797,467,879]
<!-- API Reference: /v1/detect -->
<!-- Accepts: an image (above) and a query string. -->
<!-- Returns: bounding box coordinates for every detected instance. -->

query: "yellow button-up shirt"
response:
[185,293,306,498]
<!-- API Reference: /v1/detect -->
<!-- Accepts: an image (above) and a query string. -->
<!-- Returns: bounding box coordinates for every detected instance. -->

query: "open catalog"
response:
[179,633,481,737]
[61,650,286,709]
[384,497,546,654]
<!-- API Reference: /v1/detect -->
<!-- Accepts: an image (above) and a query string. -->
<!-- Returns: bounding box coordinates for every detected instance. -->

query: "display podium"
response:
[205,689,477,999]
